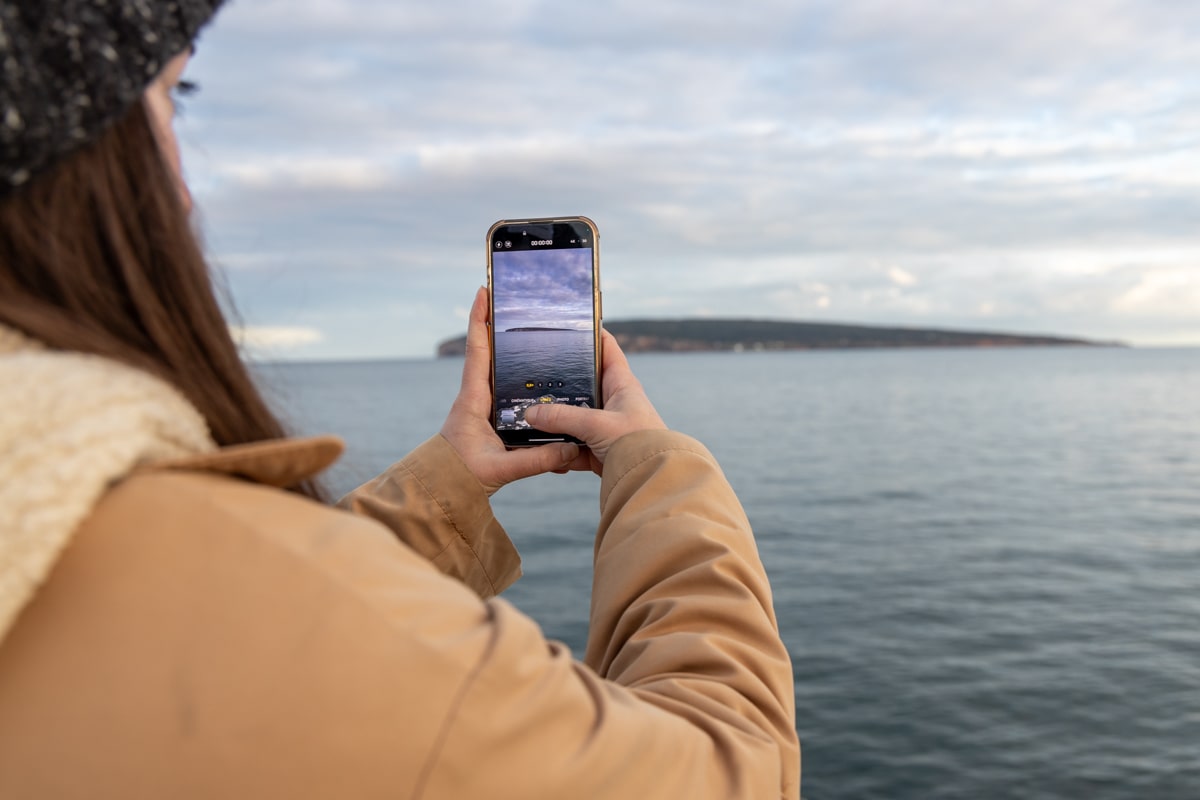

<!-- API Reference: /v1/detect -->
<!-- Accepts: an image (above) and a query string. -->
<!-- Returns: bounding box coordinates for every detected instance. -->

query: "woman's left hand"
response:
[439,287,580,496]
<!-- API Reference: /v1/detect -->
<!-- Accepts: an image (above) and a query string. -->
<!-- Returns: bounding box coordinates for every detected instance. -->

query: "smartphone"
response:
[487,216,602,447]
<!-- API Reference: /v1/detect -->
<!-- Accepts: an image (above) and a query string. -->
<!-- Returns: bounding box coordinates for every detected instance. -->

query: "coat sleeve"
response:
[337,434,522,598]
[416,429,800,799]
[593,430,800,797]
[340,429,798,797]
[0,432,798,799]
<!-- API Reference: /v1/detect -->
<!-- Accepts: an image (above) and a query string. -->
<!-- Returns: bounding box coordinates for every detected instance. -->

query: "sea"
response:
[256,346,1200,800]
[492,329,597,421]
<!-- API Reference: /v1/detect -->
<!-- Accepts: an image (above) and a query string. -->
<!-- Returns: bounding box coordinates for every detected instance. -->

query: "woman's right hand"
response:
[522,330,666,475]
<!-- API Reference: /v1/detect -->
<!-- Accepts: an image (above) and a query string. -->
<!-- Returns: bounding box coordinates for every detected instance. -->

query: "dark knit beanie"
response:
[0,0,225,194]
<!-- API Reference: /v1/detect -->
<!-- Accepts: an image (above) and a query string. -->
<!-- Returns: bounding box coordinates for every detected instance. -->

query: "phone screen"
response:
[488,217,601,447]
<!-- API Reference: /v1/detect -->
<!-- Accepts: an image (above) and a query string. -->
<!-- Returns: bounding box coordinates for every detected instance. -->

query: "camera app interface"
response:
[492,237,596,432]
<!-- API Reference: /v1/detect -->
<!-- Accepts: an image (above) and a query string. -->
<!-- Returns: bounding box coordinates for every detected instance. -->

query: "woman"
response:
[0,2,799,798]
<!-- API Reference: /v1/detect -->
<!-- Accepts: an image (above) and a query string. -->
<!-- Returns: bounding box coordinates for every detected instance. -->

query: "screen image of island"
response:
[492,246,597,431]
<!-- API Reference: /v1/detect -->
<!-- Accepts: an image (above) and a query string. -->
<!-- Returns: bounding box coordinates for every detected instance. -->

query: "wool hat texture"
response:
[0,0,225,194]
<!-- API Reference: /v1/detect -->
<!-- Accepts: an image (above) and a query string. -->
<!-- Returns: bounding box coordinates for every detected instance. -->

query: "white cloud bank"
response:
[180,0,1200,358]
[230,325,325,359]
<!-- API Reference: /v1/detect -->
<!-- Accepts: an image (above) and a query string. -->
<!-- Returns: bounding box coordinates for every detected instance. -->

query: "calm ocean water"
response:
[258,347,1200,800]
[493,329,597,428]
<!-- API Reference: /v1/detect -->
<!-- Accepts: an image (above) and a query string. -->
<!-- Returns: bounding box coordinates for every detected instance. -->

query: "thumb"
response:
[492,442,580,486]
[524,403,594,438]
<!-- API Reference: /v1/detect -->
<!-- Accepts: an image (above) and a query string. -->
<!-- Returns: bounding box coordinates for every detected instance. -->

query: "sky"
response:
[492,249,595,331]
[179,0,1200,360]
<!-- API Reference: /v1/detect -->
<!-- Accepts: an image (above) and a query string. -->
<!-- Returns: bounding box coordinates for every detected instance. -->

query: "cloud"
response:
[230,325,325,358]
[217,157,397,190]
[178,0,1200,358]
[1111,265,1200,316]
[492,248,595,330]
[887,267,918,288]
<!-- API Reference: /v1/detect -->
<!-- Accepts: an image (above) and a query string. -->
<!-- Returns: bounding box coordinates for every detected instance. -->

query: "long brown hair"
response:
[0,101,325,501]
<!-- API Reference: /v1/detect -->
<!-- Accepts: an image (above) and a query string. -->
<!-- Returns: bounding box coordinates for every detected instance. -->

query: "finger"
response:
[563,449,600,474]
[523,403,597,438]
[459,287,493,405]
[492,442,579,484]
[597,329,640,400]
[549,447,597,474]
[600,328,629,372]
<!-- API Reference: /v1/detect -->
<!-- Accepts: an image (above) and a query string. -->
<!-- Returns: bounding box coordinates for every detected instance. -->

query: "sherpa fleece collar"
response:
[0,325,215,640]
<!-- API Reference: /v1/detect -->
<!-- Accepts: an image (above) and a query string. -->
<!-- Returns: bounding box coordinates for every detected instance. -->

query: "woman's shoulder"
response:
[0,460,504,798]
[95,462,427,583]
[147,434,344,491]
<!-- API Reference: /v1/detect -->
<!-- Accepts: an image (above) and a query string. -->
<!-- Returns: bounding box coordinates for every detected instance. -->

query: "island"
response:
[503,327,577,332]
[436,318,1118,357]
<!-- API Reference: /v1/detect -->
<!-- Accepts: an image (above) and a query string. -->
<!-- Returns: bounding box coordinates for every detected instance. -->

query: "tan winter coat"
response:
[0,333,800,799]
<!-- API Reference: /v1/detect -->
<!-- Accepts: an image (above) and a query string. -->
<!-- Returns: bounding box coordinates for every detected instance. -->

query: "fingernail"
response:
[524,406,542,424]
[560,443,579,462]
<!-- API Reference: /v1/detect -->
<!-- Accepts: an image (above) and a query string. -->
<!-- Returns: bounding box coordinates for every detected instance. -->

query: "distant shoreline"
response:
[437,318,1121,357]
[501,327,579,333]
